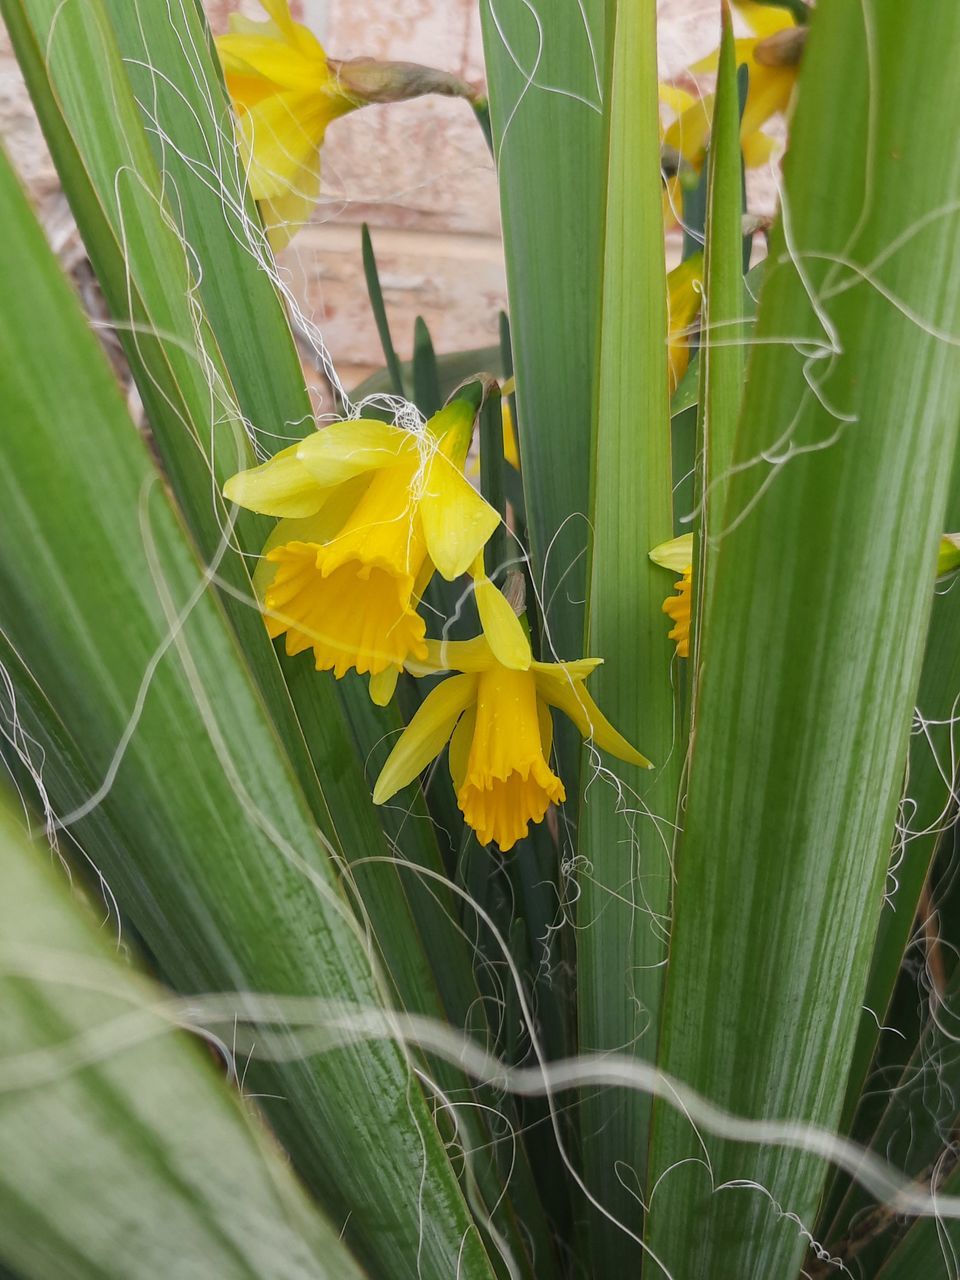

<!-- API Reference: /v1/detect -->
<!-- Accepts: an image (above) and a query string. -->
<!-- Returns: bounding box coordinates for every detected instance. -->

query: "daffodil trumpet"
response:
[223,389,500,689]
[374,590,652,852]
[217,0,483,247]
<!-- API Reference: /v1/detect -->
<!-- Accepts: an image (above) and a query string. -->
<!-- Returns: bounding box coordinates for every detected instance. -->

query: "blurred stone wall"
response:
[1,2,773,397]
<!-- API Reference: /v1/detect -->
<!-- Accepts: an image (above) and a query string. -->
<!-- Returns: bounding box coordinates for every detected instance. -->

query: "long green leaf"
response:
[0,799,364,1280]
[479,0,613,664]
[5,13,539,1264]
[0,142,493,1280]
[840,452,960,1128]
[0,0,344,844]
[646,3,960,1275]
[693,3,744,662]
[576,0,675,1268]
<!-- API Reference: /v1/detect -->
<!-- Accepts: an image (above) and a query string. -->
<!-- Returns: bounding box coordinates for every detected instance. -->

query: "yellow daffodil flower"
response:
[223,396,499,687]
[216,0,362,247]
[662,1,802,174]
[218,0,482,247]
[373,588,651,851]
[650,527,958,661]
[650,533,694,658]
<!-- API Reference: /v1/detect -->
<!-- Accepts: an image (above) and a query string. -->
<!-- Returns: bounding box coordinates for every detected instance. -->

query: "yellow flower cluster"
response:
[224,392,650,852]
[216,0,799,845]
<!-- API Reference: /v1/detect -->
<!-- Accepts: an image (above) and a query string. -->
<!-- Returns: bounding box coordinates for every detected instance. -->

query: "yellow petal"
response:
[373,674,477,804]
[223,443,326,517]
[421,454,500,581]
[448,704,477,795]
[659,82,696,115]
[501,398,521,470]
[537,671,652,769]
[662,174,682,232]
[410,636,494,677]
[649,532,693,573]
[741,63,796,139]
[474,568,531,671]
[231,90,327,199]
[369,665,400,707]
[217,35,323,92]
[259,144,322,249]
[734,1,795,39]
[742,129,778,169]
[668,253,704,392]
[296,419,414,487]
[664,92,713,166]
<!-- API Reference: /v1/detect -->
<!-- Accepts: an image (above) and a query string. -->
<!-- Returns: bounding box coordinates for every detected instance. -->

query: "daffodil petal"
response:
[259,144,322,249]
[742,129,778,169]
[664,93,713,164]
[421,455,500,581]
[224,443,326,517]
[532,656,602,684]
[448,705,477,794]
[232,90,325,198]
[227,14,285,40]
[407,636,492,677]
[369,665,400,707]
[296,419,414,487]
[659,82,696,114]
[474,575,531,671]
[734,0,795,39]
[649,532,694,573]
[538,673,652,769]
[217,35,322,91]
[373,673,477,804]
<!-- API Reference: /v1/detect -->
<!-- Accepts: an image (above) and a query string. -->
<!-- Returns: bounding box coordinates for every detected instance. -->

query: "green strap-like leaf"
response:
[575,1,677,1268]
[0,142,494,1280]
[479,0,613,664]
[0,799,364,1280]
[646,3,960,1275]
[693,4,744,666]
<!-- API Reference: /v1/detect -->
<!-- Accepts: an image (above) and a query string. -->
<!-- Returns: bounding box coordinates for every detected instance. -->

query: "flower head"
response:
[224,396,499,686]
[373,589,652,851]
[216,0,361,246]
[650,533,694,658]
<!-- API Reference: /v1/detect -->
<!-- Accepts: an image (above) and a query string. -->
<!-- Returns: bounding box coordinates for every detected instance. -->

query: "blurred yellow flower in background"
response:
[667,254,704,391]
[662,0,802,176]
[216,0,361,247]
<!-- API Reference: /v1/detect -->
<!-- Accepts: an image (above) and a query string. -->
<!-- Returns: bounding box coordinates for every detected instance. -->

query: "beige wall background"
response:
[1,2,774,397]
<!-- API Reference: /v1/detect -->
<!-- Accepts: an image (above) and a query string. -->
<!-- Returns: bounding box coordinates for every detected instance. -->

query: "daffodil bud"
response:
[753,25,807,68]
[330,58,480,108]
